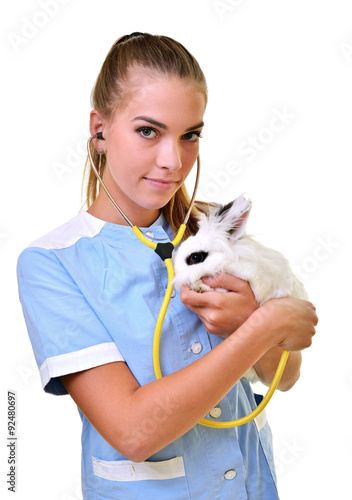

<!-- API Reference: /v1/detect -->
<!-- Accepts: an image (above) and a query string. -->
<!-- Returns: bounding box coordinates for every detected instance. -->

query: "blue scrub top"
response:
[17,211,279,499]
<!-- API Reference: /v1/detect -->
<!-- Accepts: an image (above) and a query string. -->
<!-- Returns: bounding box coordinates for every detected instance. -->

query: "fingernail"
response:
[202,276,212,284]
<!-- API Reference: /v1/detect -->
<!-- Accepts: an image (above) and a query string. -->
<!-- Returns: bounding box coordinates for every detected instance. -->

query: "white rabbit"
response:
[173,195,308,383]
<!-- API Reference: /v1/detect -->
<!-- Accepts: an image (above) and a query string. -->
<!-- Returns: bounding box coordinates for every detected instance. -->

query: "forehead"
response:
[116,68,206,124]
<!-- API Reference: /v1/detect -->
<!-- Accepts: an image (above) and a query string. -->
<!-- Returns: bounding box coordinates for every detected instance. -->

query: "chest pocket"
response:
[92,456,190,499]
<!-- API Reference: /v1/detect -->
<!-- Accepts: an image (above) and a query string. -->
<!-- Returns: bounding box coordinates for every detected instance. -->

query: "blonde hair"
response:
[83,32,209,238]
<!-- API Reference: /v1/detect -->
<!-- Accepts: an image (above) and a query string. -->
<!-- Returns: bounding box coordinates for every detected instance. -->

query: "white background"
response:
[1,1,352,498]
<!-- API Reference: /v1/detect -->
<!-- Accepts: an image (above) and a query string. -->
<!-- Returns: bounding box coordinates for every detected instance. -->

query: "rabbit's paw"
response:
[191,280,212,293]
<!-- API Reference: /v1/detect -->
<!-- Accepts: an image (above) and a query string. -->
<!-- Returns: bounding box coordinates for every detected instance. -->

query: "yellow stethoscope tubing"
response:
[152,255,290,428]
[87,136,289,428]
[131,223,186,251]
[130,225,187,382]
[152,258,175,380]
[199,351,289,428]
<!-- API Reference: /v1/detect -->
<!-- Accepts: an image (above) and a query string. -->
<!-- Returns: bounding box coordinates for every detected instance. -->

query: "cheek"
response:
[181,151,200,179]
[108,144,143,179]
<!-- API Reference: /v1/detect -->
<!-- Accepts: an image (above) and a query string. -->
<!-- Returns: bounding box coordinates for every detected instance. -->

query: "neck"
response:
[87,191,161,227]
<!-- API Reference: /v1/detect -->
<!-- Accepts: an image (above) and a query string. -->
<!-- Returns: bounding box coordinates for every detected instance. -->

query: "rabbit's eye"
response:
[186,252,208,265]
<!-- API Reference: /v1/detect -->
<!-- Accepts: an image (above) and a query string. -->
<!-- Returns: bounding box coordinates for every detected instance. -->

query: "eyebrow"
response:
[132,116,204,132]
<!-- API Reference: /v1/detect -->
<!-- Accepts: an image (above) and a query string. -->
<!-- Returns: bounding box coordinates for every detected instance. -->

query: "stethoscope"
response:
[87,135,289,428]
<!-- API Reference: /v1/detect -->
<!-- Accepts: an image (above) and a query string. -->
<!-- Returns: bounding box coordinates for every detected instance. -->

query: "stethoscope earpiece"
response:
[96,132,104,140]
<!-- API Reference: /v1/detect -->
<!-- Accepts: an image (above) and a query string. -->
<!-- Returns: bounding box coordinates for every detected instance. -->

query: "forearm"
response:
[118,297,314,461]
[253,347,302,391]
[64,313,275,463]
[63,297,316,462]
[122,321,273,461]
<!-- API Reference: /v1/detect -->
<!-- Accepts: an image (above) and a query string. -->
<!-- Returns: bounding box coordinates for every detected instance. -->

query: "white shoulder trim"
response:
[28,211,106,250]
[40,342,125,390]
[254,408,267,432]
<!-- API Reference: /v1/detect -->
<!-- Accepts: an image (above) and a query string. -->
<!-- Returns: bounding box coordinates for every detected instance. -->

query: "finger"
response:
[183,289,228,309]
[303,300,318,325]
[179,286,206,308]
[183,302,201,315]
[202,273,250,293]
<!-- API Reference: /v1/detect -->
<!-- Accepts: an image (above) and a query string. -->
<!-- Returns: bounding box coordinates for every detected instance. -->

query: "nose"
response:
[155,140,182,171]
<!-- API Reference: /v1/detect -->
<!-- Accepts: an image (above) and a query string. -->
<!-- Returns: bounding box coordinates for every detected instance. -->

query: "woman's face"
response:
[93,70,206,226]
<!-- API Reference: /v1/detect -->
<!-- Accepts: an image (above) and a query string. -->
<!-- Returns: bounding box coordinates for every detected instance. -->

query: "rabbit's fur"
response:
[173,196,308,383]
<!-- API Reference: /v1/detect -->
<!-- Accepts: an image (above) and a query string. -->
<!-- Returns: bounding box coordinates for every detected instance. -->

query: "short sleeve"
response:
[17,246,124,395]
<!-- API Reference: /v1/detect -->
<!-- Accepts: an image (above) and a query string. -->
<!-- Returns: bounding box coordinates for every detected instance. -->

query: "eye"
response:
[183,131,202,142]
[186,251,208,265]
[136,126,158,139]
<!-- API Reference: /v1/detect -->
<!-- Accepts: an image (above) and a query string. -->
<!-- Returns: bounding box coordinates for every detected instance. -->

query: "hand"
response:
[246,296,318,351]
[180,273,259,337]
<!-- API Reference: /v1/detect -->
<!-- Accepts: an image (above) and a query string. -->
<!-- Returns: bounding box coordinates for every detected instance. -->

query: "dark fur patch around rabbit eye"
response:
[186,252,208,266]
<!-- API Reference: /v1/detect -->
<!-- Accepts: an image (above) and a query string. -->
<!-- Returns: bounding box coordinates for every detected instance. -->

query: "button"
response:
[166,288,176,298]
[145,231,155,238]
[224,469,237,480]
[190,342,202,354]
[209,406,222,419]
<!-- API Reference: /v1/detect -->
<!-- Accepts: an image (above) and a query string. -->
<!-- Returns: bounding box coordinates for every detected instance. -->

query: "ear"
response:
[216,196,251,239]
[90,110,107,150]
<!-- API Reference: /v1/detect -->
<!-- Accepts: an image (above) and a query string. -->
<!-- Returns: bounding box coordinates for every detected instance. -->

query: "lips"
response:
[143,177,178,190]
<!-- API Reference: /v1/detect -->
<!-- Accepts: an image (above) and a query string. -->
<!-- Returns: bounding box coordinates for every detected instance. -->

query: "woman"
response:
[17,32,317,499]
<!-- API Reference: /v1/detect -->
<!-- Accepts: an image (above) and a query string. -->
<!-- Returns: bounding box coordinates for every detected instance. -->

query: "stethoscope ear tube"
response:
[87,136,135,227]
[87,136,199,242]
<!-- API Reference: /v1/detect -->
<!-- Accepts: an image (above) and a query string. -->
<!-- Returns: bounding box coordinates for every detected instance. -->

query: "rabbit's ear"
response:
[216,196,251,239]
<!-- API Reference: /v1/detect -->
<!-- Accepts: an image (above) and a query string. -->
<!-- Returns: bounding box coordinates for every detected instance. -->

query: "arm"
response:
[61,296,317,462]
[253,347,302,391]
[180,273,306,391]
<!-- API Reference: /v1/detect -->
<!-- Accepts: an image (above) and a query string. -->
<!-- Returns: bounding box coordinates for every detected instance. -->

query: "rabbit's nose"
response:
[186,252,208,265]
